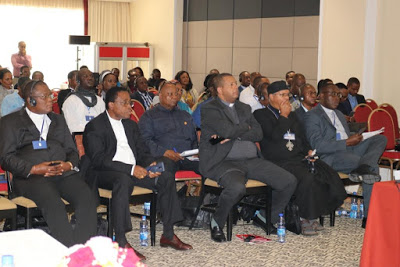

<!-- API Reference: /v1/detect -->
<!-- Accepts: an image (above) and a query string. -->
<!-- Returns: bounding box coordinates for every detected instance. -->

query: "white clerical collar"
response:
[106,110,122,123]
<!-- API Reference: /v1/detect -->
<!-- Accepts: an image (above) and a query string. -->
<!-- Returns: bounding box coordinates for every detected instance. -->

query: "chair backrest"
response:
[51,89,61,114]
[368,108,396,150]
[149,88,158,96]
[131,99,145,120]
[354,103,373,123]
[72,132,85,158]
[365,99,378,110]
[379,103,399,139]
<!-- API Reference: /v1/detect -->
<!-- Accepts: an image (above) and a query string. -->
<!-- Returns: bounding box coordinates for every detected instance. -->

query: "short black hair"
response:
[80,65,88,70]
[203,73,218,88]
[214,73,233,90]
[22,80,46,101]
[319,83,336,95]
[175,70,193,90]
[32,71,44,80]
[133,67,144,76]
[0,68,11,80]
[285,71,295,79]
[335,82,348,90]
[317,79,333,95]
[68,70,78,80]
[20,65,29,74]
[347,77,360,85]
[105,86,129,109]
[253,76,268,90]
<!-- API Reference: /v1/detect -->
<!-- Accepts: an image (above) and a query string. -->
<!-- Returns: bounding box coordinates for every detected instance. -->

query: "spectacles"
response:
[31,94,54,100]
[327,92,342,98]
[114,101,131,106]
[305,92,317,96]
[274,92,292,98]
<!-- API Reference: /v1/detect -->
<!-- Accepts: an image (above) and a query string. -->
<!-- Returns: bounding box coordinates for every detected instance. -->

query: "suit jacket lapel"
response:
[317,104,334,127]
[335,109,351,136]
[101,112,118,147]
[215,98,237,124]
[20,109,41,139]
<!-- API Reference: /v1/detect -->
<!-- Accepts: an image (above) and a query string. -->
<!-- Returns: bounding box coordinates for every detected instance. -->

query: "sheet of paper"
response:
[362,127,384,140]
[186,156,199,161]
[180,149,199,157]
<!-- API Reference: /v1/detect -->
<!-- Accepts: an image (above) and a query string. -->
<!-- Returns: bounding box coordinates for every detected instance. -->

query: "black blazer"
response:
[83,112,154,176]
[0,108,78,178]
[199,98,263,179]
[355,94,366,105]
[132,91,154,109]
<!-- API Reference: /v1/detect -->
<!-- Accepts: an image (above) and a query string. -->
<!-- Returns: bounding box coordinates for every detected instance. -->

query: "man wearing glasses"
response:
[0,80,97,246]
[304,83,387,229]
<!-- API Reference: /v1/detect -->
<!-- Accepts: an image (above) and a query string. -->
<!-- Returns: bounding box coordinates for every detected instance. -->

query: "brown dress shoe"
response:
[160,234,193,250]
[124,242,146,261]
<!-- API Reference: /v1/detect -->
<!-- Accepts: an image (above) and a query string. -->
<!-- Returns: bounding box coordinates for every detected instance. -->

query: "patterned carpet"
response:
[126,215,364,267]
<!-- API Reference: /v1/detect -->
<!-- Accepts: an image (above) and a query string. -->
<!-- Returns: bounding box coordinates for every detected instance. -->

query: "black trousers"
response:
[96,158,183,245]
[14,173,98,247]
[212,158,297,228]
[171,157,201,174]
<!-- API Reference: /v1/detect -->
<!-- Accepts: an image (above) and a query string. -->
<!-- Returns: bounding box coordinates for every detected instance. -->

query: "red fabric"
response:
[382,151,400,160]
[360,181,400,267]
[380,104,400,139]
[175,170,201,180]
[131,100,145,119]
[354,104,372,123]
[99,47,123,58]
[127,47,150,58]
[369,109,396,150]
[366,99,378,110]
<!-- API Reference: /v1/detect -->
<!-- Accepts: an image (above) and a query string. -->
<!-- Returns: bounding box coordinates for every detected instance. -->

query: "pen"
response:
[173,147,177,153]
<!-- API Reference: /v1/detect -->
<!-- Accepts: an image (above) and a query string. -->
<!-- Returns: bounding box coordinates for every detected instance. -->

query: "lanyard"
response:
[267,105,279,120]
[39,115,45,141]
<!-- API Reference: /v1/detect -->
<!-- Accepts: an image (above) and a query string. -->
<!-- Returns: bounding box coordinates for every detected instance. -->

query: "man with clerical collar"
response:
[295,83,317,123]
[139,81,199,175]
[0,80,97,246]
[253,81,346,236]
[83,87,193,261]
[63,68,105,133]
[200,73,297,242]
[304,83,387,228]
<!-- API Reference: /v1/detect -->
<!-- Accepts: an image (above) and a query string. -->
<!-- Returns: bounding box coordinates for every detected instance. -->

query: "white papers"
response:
[362,127,384,140]
[180,149,199,157]
[186,156,199,161]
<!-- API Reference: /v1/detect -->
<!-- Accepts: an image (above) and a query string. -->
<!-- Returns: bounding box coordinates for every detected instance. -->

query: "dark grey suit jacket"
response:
[304,104,351,165]
[295,105,307,123]
[0,108,79,178]
[199,98,263,179]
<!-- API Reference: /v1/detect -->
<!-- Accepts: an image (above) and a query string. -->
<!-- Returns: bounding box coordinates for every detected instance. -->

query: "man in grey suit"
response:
[200,73,297,242]
[304,83,386,228]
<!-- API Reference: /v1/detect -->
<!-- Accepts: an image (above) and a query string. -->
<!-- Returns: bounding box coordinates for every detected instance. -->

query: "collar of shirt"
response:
[25,107,51,140]
[320,105,336,123]
[301,103,309,113]
[218,97,235,108]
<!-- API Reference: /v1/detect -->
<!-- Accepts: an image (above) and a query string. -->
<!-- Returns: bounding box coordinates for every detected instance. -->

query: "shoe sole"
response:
[349,173,380,185]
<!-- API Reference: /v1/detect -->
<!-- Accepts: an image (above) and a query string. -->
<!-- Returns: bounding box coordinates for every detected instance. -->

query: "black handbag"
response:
[285,200,301,235]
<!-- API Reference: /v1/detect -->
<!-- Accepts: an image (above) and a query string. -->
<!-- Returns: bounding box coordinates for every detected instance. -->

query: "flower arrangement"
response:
[58,236,145,267]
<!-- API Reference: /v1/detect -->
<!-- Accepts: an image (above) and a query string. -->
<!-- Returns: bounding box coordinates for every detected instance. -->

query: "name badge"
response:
[336,133,341,140]
[32,140,47,150]
[85,115,95,122]
[283,132,295,140]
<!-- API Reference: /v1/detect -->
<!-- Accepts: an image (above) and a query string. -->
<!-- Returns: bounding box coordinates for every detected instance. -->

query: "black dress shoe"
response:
[253,216,277,235]
[350,164,381,184]
[362,217,367,229]
[210,225,226,242]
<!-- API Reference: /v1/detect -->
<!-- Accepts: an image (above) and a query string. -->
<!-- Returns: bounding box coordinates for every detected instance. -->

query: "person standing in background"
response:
[11,41,32,83]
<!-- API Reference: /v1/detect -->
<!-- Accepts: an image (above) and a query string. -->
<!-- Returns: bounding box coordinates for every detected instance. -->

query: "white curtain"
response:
[0,0,83,89]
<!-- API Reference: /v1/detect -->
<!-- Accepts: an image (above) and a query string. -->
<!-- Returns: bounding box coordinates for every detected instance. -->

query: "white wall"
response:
[130,0,182,80]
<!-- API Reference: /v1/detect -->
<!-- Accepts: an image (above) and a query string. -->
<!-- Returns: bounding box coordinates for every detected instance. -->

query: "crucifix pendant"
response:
[286,140,294,151]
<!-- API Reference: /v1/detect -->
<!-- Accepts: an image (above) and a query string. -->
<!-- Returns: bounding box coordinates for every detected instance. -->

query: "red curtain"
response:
[83,0,88,35]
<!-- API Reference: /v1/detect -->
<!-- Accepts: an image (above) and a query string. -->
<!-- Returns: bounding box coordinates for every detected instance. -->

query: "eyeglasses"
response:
[327,92,342,98]
[274,92,292,98]
[31,94,54,100]
[114,100,131,106]
[305,92,317,96]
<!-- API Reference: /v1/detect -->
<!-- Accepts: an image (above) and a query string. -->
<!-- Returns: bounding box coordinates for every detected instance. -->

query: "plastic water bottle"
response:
[277,213,286,243]
[358,200,364,219]
[350,192,358,219]
[1,255,14,267]
[143,202,150,216]
[140,216,148,246]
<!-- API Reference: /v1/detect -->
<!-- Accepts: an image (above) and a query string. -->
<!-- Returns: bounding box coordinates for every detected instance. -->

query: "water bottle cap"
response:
[279,213,283,217]
[142,215,146,220]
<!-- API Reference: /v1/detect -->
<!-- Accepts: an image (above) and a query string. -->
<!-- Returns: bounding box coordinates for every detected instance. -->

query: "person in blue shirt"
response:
[346,77,366,110]
[1,76,29,116]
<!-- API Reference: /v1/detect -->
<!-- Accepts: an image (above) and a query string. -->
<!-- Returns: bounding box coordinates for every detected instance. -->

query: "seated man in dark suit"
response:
[336,82,354,120]
[295,83,317,123]
[132,76,154,110]
[57,70,78,113]
[200,73,297,242]
[304,83,386,228]
[0,80,97,247]
[254,81,346,236]
[83,87,192,260]
[139,81,200,175]
[347,77,366,110]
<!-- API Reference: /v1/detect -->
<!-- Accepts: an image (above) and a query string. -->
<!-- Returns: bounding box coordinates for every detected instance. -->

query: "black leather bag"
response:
[285,200,301,235]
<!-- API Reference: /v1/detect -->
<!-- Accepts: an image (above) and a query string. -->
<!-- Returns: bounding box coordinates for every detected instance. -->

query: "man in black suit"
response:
[57,70,78,113]
[200,73,297,242]
[0,80,97,247]
[347,77,366,110]
[295,83,317,123]
[83,87,192,259]
[131,76,154,110]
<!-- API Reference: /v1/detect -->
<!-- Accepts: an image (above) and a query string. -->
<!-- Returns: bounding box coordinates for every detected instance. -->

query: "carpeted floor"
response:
[126,215,364,267]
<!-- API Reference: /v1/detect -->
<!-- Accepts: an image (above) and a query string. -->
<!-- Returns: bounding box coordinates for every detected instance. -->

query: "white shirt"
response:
[106,111,136,175]
[301,103,309,113]
[239,85,263,113]
[26,108,51,140]
[62,94,105,133]
[321,105,348,140]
